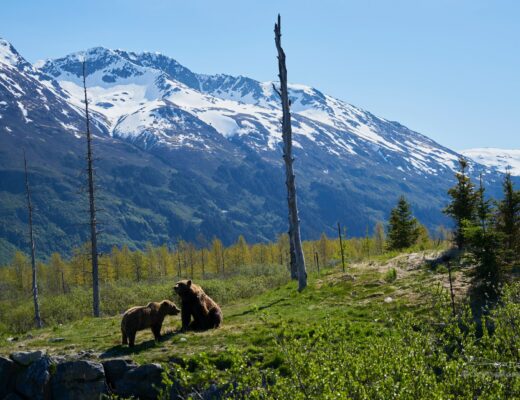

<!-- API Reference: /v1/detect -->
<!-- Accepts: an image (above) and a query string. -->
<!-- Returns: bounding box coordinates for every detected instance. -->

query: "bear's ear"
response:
[160,300,172,312]
[187,280,192,287]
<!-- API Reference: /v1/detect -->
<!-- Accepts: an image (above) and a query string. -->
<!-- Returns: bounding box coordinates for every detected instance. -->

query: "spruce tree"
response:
[463,175,500,284]
[444,158,478,249]
[496,172,520,266]
[387,196,419,250]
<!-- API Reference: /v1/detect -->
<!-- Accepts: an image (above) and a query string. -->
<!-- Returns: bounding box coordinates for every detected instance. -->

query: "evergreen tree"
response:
[463,176,500,284]
[444,158,478,249]
[387,196,420,250]
[496,172,520,265]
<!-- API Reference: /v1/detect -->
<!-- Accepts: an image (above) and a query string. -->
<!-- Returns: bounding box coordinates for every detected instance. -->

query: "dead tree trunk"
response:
[82,60,100,317]
[447,262,456,317]
[177,247,182,278]
[337,222,346,273]
[289,228,297,279]
[274,14,307,291]
[201,247,205,279]
[23,150,42,329]
[221,249,225,276]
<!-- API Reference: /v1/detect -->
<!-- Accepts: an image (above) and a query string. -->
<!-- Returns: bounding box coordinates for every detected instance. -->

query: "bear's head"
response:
[159,300,180,316]
[173,279,193,297]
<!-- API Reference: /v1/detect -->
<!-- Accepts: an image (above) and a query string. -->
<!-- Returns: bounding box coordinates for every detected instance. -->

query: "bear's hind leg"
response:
[122,329,128,345]
[128,331,136,347]
[209,308,223,328]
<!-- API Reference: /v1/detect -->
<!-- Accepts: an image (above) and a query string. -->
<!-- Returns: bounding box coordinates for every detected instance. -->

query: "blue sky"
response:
[1,0,519,150]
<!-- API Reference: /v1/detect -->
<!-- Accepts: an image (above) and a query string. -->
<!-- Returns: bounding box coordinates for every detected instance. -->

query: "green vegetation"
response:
[2,168,519,398]
[387,195,420,250]
[0,230,445,334]
[445,158,520,290]
[1,249,518,398]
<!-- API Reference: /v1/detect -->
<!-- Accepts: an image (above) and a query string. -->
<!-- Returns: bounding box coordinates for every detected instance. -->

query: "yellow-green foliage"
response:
[0,231,442,334]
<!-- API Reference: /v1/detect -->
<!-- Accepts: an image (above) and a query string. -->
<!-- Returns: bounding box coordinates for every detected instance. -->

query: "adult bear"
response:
[173,280,223,332]
[121,300,180,347]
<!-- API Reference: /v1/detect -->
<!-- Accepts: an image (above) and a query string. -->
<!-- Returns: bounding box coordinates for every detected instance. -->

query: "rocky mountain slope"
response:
[0,38,508,261]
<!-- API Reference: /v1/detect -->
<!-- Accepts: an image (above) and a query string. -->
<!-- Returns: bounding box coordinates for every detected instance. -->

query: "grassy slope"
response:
[0,250,463,366]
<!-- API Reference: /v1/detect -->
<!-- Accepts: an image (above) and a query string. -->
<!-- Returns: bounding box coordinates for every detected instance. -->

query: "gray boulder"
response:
[10,350,44,366]
[115,363,165,400]
[51,360,108,400]
[0,356,20,398]
[102,358,137,388]
[15,355,53,400]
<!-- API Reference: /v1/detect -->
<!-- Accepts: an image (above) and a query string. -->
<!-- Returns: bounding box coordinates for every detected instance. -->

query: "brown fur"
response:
[173,280,223,331]
[121,300,180,347]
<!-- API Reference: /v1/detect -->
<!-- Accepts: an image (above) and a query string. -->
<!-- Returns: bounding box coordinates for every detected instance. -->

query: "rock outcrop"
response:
[0,351,167,399]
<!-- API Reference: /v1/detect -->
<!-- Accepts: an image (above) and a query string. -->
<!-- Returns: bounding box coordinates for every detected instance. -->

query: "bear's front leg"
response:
[122,329,128,345]
[181,307,191,332]
[151,322,162,341]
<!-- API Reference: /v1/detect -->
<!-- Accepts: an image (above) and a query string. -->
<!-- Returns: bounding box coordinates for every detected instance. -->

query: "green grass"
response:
[4,250,517,398]
[0,254,441,365]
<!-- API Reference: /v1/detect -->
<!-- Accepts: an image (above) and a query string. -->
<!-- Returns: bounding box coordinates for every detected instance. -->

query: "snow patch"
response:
[462,148,520,176]
[198,110,239,137]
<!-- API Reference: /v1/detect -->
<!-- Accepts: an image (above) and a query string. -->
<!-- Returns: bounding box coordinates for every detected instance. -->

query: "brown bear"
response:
[121,300,180,347]
[173,280,223,332]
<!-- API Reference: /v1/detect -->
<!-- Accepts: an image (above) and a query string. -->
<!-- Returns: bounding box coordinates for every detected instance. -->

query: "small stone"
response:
[49,337,65,343]
[384,296,393,303]
[10,350,44,366]
[6,337,18,342]
[180,337,187,342]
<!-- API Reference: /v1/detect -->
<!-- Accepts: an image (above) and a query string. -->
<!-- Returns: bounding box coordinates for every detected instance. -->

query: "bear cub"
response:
[174,280,223,332]
[121,300,180,347]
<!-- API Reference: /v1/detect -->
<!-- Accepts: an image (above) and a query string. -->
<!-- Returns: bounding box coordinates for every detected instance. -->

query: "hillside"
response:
[2,251,455,363]
[0,38,511,262]
[1,249,518,398]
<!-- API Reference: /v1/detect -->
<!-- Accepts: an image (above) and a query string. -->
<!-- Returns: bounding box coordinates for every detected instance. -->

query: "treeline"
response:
[1,226,442,302]
[444,158,520,288]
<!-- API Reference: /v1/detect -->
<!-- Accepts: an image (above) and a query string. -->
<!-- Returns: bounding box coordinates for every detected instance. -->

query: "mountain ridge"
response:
[0,38,511,262]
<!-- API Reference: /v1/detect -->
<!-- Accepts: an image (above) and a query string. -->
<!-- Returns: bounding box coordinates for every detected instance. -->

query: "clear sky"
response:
[1,0,519,150]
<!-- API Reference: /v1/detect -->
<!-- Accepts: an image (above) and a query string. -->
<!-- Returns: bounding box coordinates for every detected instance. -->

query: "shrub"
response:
[384,267,397,282]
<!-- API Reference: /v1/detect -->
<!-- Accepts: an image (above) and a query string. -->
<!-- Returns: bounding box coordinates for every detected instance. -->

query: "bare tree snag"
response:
[289,228,297,279]
[82,60,100,317]
[447,261,456,317]
[23,150,42,329]
[274,14,307,291]
[337,222,346,273]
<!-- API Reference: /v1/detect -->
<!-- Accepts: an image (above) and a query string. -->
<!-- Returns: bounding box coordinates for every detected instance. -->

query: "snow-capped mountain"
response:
[39,47,464,175]
[0,38,510,261]
[461,148,520,176]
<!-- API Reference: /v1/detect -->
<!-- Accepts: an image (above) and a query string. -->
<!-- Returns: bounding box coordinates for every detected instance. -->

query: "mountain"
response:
[461,148,520,176]
[0,39,508,262]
